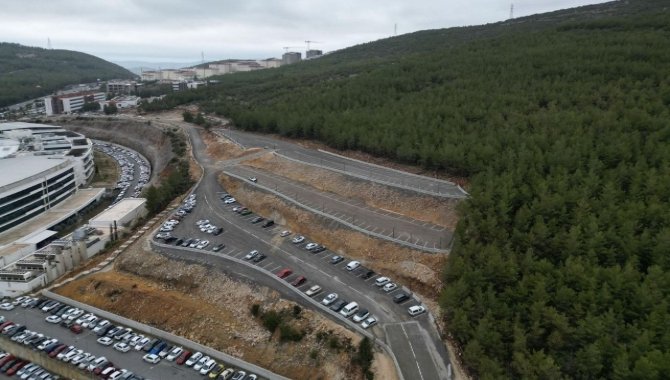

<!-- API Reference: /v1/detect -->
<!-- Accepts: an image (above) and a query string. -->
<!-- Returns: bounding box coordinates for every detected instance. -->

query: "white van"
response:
[346,261,360,271]
[340,302,359,317]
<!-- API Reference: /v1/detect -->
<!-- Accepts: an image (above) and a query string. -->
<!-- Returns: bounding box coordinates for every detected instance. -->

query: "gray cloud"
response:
[1,0,610,62]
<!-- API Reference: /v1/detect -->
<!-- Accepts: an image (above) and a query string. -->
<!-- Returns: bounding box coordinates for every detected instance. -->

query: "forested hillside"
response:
[142,1,670,378]
[0,43,134,107]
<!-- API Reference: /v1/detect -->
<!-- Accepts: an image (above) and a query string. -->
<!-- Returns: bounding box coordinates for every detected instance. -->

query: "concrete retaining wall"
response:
[0,334,90,380]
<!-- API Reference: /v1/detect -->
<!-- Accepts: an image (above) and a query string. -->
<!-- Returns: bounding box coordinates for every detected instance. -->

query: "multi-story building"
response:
[44,91,106,115]
[0,123,96,219]
[107,80,141,95]
[282,52,302,65]
[306,49,323,59]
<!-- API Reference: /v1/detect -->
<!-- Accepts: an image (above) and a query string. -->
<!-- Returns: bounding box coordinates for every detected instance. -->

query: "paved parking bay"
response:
[0,305,198,379]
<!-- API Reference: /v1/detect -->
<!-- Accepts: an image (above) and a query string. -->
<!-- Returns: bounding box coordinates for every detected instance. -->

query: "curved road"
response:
[218,129,467,199]
[160,125,452,380]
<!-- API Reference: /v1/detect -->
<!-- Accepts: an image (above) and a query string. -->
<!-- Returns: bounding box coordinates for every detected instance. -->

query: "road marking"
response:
[401,324,426,380]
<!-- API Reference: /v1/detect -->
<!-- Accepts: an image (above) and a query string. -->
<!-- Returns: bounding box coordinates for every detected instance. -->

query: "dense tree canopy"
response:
[143,1,670,378]
[0,43,134,107]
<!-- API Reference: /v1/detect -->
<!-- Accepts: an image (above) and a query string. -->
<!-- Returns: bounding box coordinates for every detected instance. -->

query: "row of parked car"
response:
[95,142,151,202]
[4,295,265,380]
[0,350,58,379]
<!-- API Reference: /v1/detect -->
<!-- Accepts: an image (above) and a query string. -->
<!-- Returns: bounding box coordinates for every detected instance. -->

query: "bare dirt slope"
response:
[55,240,370,380]
[245,153,459,229]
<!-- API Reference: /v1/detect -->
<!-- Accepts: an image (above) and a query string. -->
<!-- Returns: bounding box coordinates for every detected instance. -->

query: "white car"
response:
[196,219,209,226]
[193,356,210,371]
[196,240,210,249]
[408,305,426,316]
[321,293,338,306]
[97,336,114,346]
[375,277,390,286]
[291,235,305,244]
[134,337,151,351]
[113,342,131,352]
[346,261,360,271]
[45,315,62,324]
[244,250,259,260]
[383,283,398,292]
[361,316,378,329]
[305,285,322,296]
[166,346,183,361]
[199,358,217,375]
[0,302,15,311]
[280,230,291,237]
[224,197,236,204]
[143,353,161,364]
[305,243,318,250]
[185,352,203,367]
[249,177,257,182]
[352,309,370,323]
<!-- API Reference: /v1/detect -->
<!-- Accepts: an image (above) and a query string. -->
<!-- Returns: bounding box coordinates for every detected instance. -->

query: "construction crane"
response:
[282,46,301,53]
[305,40,320,50]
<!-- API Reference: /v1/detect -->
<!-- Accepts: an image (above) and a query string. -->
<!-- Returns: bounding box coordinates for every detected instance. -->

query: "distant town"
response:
[0,49,324,120]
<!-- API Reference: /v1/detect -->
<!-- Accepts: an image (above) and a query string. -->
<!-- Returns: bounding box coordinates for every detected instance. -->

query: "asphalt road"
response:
[161,125,452,380]
[0,305,197,380]
[218,129,467,199]
[223,165,452,252]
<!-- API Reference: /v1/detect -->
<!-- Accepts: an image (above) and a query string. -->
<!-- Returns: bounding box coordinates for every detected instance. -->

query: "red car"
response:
[70,324,83,334]
[48,345,67,358]
[93,362,113,376]
[291,276,306,287]
[6,360,27,376]
[0,354,15,368]
[0,321,14,331]
[276,268,293,279]
[175,350,192,365]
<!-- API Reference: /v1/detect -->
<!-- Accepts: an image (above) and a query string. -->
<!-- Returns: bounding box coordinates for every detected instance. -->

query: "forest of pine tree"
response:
[142,1,670,378]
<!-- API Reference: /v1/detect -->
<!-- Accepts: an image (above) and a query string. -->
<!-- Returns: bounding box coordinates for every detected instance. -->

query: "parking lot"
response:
[155,190,429,335]
[0,297,267,380]
[93,141,151,203]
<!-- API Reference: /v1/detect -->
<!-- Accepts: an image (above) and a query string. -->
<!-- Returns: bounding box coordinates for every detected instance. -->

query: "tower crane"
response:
[282,46,301,53]
[305,40,321,50]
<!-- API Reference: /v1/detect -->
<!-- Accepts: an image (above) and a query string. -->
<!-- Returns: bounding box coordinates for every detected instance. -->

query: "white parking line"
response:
[365,275,379,282]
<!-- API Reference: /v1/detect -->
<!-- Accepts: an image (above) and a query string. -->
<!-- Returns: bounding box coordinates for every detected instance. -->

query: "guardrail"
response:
[222,170,448,254]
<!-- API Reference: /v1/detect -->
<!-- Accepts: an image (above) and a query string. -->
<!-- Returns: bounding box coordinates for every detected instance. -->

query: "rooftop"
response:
[90,198,146,225]
[0,155,71,190]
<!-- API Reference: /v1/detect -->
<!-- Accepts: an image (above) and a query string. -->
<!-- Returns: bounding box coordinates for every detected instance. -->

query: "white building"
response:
[0,122,97,235]
[44,91,106,115]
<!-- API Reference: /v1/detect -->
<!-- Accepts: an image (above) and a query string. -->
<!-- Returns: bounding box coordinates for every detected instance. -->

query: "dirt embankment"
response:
[245,154,459,229]
[220,174,446,301]
[52,116,173,180]
[55,240,369,380]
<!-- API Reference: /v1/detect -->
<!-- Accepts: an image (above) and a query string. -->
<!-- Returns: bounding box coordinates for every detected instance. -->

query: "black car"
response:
[174,238,184,246]
[251,216,265,224]
[362,270,375,279]
[311,245,326,253]
[330,255,344,264]
[164,236,177,243]
[180,239,192,247]
[253,254,267,263]
[262,220,274,228]
[393,292,410,304]
[329,299,348,312]
[213,227,224,236]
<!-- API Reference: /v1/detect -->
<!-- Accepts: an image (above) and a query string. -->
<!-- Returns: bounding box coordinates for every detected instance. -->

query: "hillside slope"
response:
[0,43,134,107]
[144,1,670,379]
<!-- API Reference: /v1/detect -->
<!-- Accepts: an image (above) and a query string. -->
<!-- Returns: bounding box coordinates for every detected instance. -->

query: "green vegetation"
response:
[354,337,375,380]
[103,103,118,115]
[0,42,134,107]
[142,1,670,378]
[253,305,306,342]
[143,129,193,215]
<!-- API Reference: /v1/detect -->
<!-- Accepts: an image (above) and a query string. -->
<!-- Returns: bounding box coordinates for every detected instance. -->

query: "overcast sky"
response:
[1,0,610,64]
